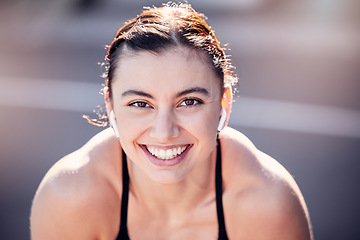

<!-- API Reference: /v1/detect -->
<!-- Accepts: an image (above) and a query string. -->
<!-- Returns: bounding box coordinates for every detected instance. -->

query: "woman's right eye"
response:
[128,101,151,108]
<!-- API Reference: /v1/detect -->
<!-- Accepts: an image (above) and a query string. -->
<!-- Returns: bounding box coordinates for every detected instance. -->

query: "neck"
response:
[127,149,217,216]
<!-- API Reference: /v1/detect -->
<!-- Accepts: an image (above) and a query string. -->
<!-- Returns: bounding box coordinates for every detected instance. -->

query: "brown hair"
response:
[85,2,237,127]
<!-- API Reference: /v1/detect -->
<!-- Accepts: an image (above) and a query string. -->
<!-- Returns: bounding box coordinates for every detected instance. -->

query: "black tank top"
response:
[116,138,229,240]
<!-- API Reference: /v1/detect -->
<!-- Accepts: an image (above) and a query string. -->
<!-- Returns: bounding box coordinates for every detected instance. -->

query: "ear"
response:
[104,86,113,117]
[220,85,232,129]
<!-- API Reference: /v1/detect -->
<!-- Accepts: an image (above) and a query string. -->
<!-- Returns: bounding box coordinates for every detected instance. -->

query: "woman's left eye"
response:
[179,98,203,107]
[128,101,151,108]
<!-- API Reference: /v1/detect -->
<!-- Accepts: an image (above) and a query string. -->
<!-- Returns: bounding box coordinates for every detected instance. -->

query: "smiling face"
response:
[107,47,225,184]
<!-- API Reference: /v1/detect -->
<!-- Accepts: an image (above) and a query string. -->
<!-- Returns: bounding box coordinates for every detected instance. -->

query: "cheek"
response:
[179,108,219,138]
[115,109,152,144]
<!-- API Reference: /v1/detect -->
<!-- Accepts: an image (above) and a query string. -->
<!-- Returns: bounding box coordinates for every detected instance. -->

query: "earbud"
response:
[109,110,120,138]
[217,108,227,132]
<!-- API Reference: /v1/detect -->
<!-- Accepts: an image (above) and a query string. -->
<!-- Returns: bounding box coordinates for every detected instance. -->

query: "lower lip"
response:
[140,145,192,167]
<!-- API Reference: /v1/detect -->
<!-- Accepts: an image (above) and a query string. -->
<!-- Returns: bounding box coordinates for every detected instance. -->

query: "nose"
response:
[149,108,180,142]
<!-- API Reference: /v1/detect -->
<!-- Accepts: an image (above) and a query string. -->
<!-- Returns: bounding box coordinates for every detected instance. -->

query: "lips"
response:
[146,145,188,160]
[140,144,192,166]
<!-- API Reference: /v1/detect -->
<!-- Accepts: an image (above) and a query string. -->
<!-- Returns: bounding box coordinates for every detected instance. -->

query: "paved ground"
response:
[0,1,359,239]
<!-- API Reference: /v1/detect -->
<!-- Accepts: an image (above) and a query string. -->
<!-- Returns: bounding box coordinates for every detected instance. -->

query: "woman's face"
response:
[109,48,223,184]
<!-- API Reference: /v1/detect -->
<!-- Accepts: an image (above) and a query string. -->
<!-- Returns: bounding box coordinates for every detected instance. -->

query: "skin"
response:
[30,48,313,240]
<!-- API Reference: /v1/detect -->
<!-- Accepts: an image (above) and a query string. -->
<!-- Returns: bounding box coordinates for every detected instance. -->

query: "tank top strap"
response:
[116,149,130,240]
[216,138,229,240]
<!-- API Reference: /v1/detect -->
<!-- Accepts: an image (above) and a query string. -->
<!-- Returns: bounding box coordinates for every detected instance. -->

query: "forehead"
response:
[111,48,222,97]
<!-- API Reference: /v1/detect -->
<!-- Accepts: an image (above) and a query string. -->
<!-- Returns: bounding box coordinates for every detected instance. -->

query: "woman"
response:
[30,3,313,239]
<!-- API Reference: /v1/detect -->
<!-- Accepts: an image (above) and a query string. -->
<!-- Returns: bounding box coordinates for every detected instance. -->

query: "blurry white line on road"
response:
[231,97,360,138]
[1,77,359,138]
[0,77,103,112]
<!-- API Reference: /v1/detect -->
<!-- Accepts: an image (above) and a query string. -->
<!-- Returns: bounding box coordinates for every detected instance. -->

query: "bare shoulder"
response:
[219,127,313,240]
[30,128,122,240]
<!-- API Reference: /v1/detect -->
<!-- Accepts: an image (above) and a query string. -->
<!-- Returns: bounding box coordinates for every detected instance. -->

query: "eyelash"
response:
[127,98,204,109]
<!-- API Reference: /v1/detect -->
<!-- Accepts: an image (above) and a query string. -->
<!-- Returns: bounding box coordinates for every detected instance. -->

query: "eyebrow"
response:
[121,87,210,99]
[121,89,154,99]
[176,87,210,98]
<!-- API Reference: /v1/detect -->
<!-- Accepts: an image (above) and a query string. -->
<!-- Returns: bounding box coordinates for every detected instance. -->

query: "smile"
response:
[146,145,189,160]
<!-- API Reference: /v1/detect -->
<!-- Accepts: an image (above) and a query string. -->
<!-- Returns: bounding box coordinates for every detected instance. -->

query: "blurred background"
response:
[0,0,359,239]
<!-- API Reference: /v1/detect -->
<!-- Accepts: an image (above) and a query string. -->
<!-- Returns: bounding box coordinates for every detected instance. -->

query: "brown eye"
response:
[136,102,147,108]
[184,99,195,106]
[179,98,203,107]
[129,101,151,108]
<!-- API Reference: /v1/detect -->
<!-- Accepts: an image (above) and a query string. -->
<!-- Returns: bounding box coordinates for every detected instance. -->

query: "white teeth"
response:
[165,149,172,159]
[159,149,166,159]
[146,145,188,160]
